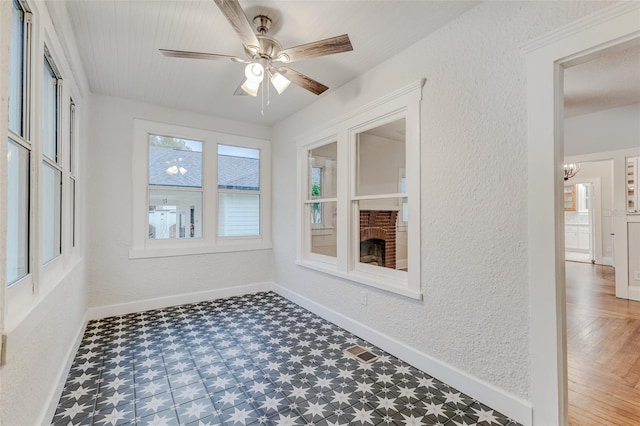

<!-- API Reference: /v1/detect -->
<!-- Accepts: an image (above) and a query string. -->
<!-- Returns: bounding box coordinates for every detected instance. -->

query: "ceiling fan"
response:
[160,0,353,97]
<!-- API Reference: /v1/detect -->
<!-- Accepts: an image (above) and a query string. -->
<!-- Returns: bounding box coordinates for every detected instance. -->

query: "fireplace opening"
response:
[360,238,385,266]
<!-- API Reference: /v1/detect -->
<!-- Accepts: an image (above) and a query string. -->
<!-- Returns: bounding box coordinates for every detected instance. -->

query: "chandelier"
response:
[563,163,580,181]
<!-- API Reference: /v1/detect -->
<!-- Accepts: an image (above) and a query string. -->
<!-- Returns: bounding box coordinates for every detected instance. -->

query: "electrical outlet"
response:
[359,291,368,306]
[634,271,640,281]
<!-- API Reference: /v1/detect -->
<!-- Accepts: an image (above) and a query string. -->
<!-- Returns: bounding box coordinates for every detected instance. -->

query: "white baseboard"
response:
[87,282,272,320]
[39,311,88,426]
[601,256,613,266]
[628,285,640,301]
[273,284,532,426]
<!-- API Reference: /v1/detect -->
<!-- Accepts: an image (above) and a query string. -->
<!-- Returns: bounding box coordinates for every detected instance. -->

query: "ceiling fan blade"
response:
[278,34,353,63]
[160,48,246,62]
[212,0,260,51]
[279,66,328,96]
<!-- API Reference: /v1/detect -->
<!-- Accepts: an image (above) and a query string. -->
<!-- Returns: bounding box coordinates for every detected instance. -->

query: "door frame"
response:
[522,3,640,424]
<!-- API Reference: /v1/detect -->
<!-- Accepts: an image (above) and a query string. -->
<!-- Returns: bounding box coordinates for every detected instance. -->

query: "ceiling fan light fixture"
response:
[244,62,265,83]
[277,53,290,63]
[270,70,291,94]
[240,79,261,96]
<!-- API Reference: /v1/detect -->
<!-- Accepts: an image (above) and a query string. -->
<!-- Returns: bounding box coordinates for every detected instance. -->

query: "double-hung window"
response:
[304,141,338,260]
[131,120,271,258]
[298,81,423,299]
[69,99,78,247]
[7,0,31,286]
[42,49,62,264]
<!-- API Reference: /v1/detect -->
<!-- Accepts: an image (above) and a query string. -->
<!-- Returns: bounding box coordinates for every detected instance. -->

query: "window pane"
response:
[309,201,336,257]
[9,0,24,135]
[356,119,405,197]
[70,177,76,247]
[43,58,58,161]
[69,101,76,174]
[218,193,259,237]
[218,144,259,190]
[149,134,202,188]
[309,142,337,199]
[42,162,61,263]
[358,198,408,272]
[7,139,29,284]
[148,189,202,239]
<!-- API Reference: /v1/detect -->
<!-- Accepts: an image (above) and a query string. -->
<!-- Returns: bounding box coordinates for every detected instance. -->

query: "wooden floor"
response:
[566,261,640,425]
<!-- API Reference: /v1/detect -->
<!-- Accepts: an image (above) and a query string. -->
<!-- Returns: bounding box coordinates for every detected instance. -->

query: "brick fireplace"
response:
[359,210,398,269]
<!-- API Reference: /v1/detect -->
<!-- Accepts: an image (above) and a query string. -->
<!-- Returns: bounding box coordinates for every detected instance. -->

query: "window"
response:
[42,50,62,264]
[69,99,77,247]
[7,0,31,286]
[304,141,337,259]
[131,120,271,258]
[354,118,408,277]
[297,80,423,299]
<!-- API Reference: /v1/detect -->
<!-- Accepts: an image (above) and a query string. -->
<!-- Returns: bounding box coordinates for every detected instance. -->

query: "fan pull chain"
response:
[267,75,271,106]
[260,79,265,116]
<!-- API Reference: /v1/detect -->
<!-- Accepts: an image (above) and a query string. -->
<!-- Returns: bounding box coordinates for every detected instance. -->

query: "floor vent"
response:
[345,345,379,363]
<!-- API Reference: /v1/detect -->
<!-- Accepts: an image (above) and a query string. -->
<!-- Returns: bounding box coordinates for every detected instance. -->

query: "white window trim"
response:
[130,119,272,259]
[296,80,424,300]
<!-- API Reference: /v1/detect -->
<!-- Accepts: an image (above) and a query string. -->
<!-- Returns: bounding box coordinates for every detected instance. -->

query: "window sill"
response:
[295,259,422,300]
[129,241,272,259]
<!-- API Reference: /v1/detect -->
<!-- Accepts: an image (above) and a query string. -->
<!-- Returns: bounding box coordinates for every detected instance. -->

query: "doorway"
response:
[564,182,594,263]
[524,3,640,424]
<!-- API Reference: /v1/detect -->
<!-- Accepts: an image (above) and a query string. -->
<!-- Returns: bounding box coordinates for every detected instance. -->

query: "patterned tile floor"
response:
[52,292,521,426]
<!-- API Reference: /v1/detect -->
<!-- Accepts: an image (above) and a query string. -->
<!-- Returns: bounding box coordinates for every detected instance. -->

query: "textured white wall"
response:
[1,263,87,425]
[271,1,612,402]
[86,94,273,307]
[565,103,640,156]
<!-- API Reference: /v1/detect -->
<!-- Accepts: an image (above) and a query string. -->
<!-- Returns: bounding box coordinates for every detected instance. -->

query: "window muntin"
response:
[218,144,261,237]
[148,135,203,240]
[9,0,25,136]
[7,139,30,285]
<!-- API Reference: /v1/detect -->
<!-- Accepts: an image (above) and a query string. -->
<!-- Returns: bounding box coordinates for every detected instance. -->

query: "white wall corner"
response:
[86,282,273,320]
[272,283,533,426]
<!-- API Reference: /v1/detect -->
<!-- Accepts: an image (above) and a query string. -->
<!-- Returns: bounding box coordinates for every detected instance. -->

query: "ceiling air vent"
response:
[345,345,379,363]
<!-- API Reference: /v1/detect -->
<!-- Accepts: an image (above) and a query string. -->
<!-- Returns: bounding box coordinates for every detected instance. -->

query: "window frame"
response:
[41,46,63,266]
[302,137,339,266]
[6,0,32,289]
[131,119,271,259]
[296,80,423,299]
[69,98,78,248]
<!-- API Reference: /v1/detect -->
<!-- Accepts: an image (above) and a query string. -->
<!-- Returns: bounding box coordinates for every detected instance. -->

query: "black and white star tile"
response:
[52,292,521,426]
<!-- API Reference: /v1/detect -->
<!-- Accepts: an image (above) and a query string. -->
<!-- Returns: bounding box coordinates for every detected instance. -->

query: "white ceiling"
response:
[64,0,477,126]
[564,42,640,117]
